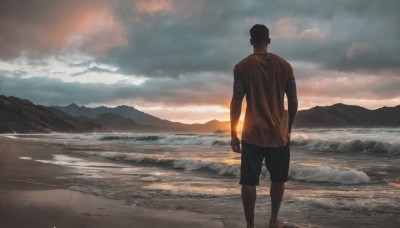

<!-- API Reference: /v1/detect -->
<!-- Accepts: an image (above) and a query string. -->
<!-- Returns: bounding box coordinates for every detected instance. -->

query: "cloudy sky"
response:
[1,0,399,123]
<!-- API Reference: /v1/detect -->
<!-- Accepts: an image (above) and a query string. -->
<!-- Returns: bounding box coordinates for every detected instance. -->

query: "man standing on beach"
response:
[230,24,298,228]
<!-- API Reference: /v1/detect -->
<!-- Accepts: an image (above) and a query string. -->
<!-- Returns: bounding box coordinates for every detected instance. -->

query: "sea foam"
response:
[289,164,370,184]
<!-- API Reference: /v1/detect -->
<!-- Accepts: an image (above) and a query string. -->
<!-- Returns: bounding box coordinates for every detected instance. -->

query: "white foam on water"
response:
[19,156,32,160]
[35,154,128,168]
[290,164,370,184]
[5,135,17,139]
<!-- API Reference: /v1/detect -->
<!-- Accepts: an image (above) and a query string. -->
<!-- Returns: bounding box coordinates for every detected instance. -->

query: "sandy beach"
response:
[0,136,225,228]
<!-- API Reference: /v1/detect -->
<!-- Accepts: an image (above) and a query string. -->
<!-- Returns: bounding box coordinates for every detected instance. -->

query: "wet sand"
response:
[0,136,224,228]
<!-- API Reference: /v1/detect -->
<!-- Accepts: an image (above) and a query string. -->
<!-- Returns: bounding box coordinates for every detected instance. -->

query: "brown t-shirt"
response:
[234,52,294,147]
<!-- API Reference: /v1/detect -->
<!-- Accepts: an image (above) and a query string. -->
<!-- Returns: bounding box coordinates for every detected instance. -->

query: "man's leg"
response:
[270,182,285,226]
[240,142,264,228]
[265,144,290,227]
[242,184,256,228]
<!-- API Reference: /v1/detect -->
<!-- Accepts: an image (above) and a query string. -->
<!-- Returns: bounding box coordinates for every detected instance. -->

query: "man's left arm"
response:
[285,66,298,135]
[230,75,245,153]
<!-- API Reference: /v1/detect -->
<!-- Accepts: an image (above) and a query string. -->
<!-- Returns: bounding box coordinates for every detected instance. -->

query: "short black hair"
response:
[250,24,269,46]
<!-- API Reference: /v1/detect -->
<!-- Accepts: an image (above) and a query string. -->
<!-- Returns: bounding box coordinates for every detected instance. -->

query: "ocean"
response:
[6,128,400,227]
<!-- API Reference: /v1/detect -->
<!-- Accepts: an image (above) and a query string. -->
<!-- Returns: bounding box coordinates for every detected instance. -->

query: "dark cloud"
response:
[2,0,400,76]
[104,0,400,77]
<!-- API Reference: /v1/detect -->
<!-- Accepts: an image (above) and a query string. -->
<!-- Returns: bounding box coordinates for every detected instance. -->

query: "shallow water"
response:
[5,128,400,227]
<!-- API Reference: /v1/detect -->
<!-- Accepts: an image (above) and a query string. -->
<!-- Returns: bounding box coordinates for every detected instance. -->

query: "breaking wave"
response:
[289,165,370,184]
[290,138,400,155]
[98,134,230,147]
[70,151,370,185]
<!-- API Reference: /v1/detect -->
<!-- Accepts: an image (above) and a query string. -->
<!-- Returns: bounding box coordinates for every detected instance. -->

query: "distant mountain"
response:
[294,103,400,128]
[52,104,229,132]
[92,112,152,132]
[0,95,104,133]
[186,119,230,132]
[53,103,107,119]
[53,104,174,130]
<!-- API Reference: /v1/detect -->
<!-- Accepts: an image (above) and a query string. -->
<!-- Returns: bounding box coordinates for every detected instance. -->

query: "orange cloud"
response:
[0,1,127,59]
[67,8,128,54]
[299,28,326,40]
[270,17,326,41]
[135,0,173,14]
[272,17,298,38]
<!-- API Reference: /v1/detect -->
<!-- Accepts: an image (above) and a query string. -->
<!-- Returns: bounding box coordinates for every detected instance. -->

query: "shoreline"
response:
[0,136,225,228]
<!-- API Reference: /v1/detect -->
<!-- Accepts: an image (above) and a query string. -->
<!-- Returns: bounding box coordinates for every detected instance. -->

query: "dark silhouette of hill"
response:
[52,104,228,132]
[186,119,230,132]
[53,103,182,131]
[0,95,103,133]
[294,103,400,128]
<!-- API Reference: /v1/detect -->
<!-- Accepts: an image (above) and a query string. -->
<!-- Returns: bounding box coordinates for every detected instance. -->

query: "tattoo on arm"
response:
[233,79,245,100]
[285,79,298,132]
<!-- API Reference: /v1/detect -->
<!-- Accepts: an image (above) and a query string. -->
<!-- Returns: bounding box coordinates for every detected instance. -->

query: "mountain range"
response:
[293,103,400,128]
[1,95,399,134]
[0,95,103,133]
[0,95,228,133]
[52,103,228,132]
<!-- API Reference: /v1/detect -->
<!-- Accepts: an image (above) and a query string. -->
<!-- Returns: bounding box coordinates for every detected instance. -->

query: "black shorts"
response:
[240,141,290,185]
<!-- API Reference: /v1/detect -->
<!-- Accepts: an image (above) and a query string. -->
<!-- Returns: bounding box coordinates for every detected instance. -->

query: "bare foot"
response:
[269,219,284,228]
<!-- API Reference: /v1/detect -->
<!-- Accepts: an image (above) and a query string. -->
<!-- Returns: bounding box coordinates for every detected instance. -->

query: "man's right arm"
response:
[230,76,245,153]
[285,79,298,133]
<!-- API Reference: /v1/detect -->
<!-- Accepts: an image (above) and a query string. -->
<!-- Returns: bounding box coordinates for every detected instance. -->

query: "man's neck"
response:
[253,47,268,54]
